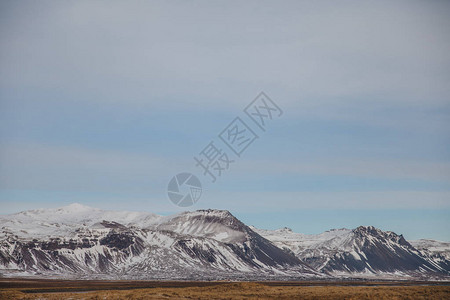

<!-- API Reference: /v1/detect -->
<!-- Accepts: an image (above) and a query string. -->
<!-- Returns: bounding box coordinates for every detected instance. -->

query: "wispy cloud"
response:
[0,143,180,192]
[1,1,449,109]
[202,190,450,211]
[237,158,450,183]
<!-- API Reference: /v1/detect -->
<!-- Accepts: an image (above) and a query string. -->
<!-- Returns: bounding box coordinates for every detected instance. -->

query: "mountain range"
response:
[0,203,448,280]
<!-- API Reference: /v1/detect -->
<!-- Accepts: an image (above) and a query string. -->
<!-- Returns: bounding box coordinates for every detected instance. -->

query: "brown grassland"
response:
[0,278,449,299]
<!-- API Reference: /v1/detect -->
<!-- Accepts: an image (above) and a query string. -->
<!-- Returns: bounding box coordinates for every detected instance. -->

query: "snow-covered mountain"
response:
[0,204,319,280]
[410,239,450,261]
[0,204,448,280]
[253,226,450,279]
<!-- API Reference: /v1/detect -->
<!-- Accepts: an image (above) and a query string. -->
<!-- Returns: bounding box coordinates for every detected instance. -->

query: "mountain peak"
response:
[195,209,233,216]
[326,228,349,233]
[156,209,248,243]
[58,203,96,213]
[354,225,380,234]
[278,227,293,232]
[176,209,237,222]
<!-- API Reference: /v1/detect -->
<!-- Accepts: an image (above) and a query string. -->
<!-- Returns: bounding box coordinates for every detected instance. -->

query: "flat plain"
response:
[0,278,449,299]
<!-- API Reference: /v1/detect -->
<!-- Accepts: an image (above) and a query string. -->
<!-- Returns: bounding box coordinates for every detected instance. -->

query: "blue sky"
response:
[1,0,449,240]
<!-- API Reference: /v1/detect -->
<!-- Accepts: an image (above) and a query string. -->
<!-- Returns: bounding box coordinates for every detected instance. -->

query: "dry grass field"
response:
[0,279,449,299]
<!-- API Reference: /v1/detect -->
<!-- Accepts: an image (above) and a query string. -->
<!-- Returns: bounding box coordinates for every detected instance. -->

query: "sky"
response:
[0,0,449,240]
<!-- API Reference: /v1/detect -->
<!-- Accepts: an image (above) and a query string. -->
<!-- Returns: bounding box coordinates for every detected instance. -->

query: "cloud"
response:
[201,190,450,211]
[236,157,450,183]
[1,0,449,110]
[0,143,182,193]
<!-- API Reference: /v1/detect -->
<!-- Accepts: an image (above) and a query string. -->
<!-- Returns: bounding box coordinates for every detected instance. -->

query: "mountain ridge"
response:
[0,204,448,280]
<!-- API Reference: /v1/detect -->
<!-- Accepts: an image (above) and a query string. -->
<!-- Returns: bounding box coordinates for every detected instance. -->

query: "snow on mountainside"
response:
[0,203,162,240]
[253,226,450,279]
[251,226,352,254]
[156,210,246,243]
[0,204,319,280]
[410,239,450,261]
